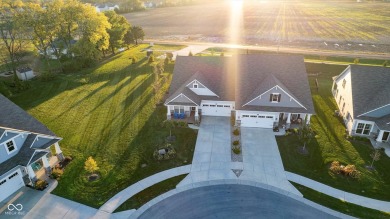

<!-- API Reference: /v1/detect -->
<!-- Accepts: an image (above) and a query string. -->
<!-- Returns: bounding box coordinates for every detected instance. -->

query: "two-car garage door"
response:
[0,169,24,202]
[201,103,232,117]
[240,114,275,128]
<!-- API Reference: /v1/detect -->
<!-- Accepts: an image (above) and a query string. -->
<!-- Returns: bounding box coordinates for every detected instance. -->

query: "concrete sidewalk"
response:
[286,171,390,213]
[99,165,191,213]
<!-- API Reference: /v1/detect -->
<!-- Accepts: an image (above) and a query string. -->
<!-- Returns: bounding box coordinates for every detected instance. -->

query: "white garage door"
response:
[0,169,24,202]
[201,103,232,117]
[241,114,275,128]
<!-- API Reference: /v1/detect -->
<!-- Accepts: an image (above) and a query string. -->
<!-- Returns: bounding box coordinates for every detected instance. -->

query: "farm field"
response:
[125,1,390,53]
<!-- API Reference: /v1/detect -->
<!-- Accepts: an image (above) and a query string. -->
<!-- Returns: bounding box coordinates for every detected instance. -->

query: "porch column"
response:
[376,130,384,142]
[42,155,52,175]
[195,106,199,121]
[27,165,37,182]
[55,142,65,161]
[166,105,171,120]
[286,113,291,128]
[306,114,311,124]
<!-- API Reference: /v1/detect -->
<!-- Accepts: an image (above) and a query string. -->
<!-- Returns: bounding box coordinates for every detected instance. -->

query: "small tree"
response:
[383,61,388,67]
[84,156,99,174]
[370,149,381,168]
[188,51,193,56]
[163,120,176,141]
[354,58,359,64]
[298,119,314,153]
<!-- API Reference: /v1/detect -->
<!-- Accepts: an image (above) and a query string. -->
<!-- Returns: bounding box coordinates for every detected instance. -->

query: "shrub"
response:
[34,179,48,190]
[166,52,173,60]
[179,121,187,127]
[230,114,236,126]
[329,161,341,174]
[131,57,138,64]
[233,140,239,146]
[51,168,63,180]
[232,146,241,154]
[233,129,240,136]
[148,55,155,63]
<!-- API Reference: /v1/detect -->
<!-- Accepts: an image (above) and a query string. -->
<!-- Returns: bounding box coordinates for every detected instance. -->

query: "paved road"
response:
[145,40,390,60]
[138,184,337,219]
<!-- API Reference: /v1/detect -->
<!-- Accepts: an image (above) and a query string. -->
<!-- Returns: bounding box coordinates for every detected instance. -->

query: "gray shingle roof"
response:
[0,94,57,137]
[165,55,314,115]
[0,134,59,176]
[165,56,235,105]
[236,54,314,113]
[348,65,390,117]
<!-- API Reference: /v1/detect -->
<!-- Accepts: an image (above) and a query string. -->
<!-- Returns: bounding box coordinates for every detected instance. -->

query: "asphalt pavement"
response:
[138,184,338,219]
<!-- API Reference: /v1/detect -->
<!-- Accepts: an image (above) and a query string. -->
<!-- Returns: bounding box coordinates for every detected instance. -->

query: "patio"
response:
[33,154,60,181]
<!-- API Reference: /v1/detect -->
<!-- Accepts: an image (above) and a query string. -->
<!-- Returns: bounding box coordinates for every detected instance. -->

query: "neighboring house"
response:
[164,55,315,129]
[332,65,390,144]
[39,39,77,59]
[0,94,64,202]
[16,67,35,81]
[95,3,119,12]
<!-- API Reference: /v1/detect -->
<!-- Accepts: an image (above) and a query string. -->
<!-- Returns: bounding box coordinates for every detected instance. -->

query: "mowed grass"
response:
[115,174,188,212]
[276,63,390,201]
[9,44,198,208]
[291,182,390,219]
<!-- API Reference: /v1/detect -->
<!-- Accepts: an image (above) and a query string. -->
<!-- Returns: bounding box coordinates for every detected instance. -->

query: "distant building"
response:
[16,67,35,81]
[95,3,119,12]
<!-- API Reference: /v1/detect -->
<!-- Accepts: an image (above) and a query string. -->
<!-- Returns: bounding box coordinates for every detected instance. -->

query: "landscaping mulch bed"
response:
[231,126,243,162]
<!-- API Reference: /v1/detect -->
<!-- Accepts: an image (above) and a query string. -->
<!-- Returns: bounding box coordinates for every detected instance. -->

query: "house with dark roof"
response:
[332,65,390,155]
[164,54,315,129]
[0,94,64,202]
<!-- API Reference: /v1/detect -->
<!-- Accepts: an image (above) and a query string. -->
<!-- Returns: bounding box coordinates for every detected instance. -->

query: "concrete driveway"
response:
[179,117,300,196]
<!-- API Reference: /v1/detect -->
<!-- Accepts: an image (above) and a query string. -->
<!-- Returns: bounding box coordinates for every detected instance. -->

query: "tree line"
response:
[0,0,144,86]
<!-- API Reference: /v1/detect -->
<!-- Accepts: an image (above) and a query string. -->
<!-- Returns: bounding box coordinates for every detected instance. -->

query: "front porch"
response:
[276,112,312,129]
[170,111,198,124]
[27,143,64,182]
[166,105,199,123]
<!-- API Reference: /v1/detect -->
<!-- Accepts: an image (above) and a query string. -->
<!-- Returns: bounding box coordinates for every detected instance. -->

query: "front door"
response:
[383,131,390,142]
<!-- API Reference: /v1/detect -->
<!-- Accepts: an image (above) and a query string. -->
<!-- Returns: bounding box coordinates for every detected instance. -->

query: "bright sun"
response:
[229,0,243,45]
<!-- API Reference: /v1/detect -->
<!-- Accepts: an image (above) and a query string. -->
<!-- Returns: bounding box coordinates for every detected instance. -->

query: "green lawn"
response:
[115,174,188,212]
[276,63,390,201]
[291,182,390,219]
[8,44,198,208]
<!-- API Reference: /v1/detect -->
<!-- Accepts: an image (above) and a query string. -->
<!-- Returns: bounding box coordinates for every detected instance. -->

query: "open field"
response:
[276,63,390,201]
[125,1,390,53]
[5,44,198,208]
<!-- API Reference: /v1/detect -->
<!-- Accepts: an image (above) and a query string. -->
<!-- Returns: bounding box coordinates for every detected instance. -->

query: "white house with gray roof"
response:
[165,55,315,129]
[332,65,390,155]
[0,94,64,202]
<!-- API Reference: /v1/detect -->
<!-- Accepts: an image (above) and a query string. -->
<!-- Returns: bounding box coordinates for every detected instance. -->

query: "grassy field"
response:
[6,44,199,208]
[291,182,390,219]
[115,174,187,212]
[276,62,390,201]
[126,1,390,52]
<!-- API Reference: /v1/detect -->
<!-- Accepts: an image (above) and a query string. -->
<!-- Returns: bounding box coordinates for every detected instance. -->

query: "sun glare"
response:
[229,0,243,45]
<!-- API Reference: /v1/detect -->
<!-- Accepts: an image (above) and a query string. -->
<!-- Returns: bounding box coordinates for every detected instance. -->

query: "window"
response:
[202,104,209,107]
[342,102,346,112]
[342,79,346,88]
[217,105,223,107]
[210,105,216,107]
[270,93,281,102]
[266,116,273,118]
[0,179,6,186]
[174,106,184,113]
[250,115,257,118]
[5,140,16,153]
[259,116,265,118]
[356,123,372,135]
[242,115,249,118]
[224,105,230,108]
[8,172,18,180]
[193,83,198,89]
[339,96,342,105]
